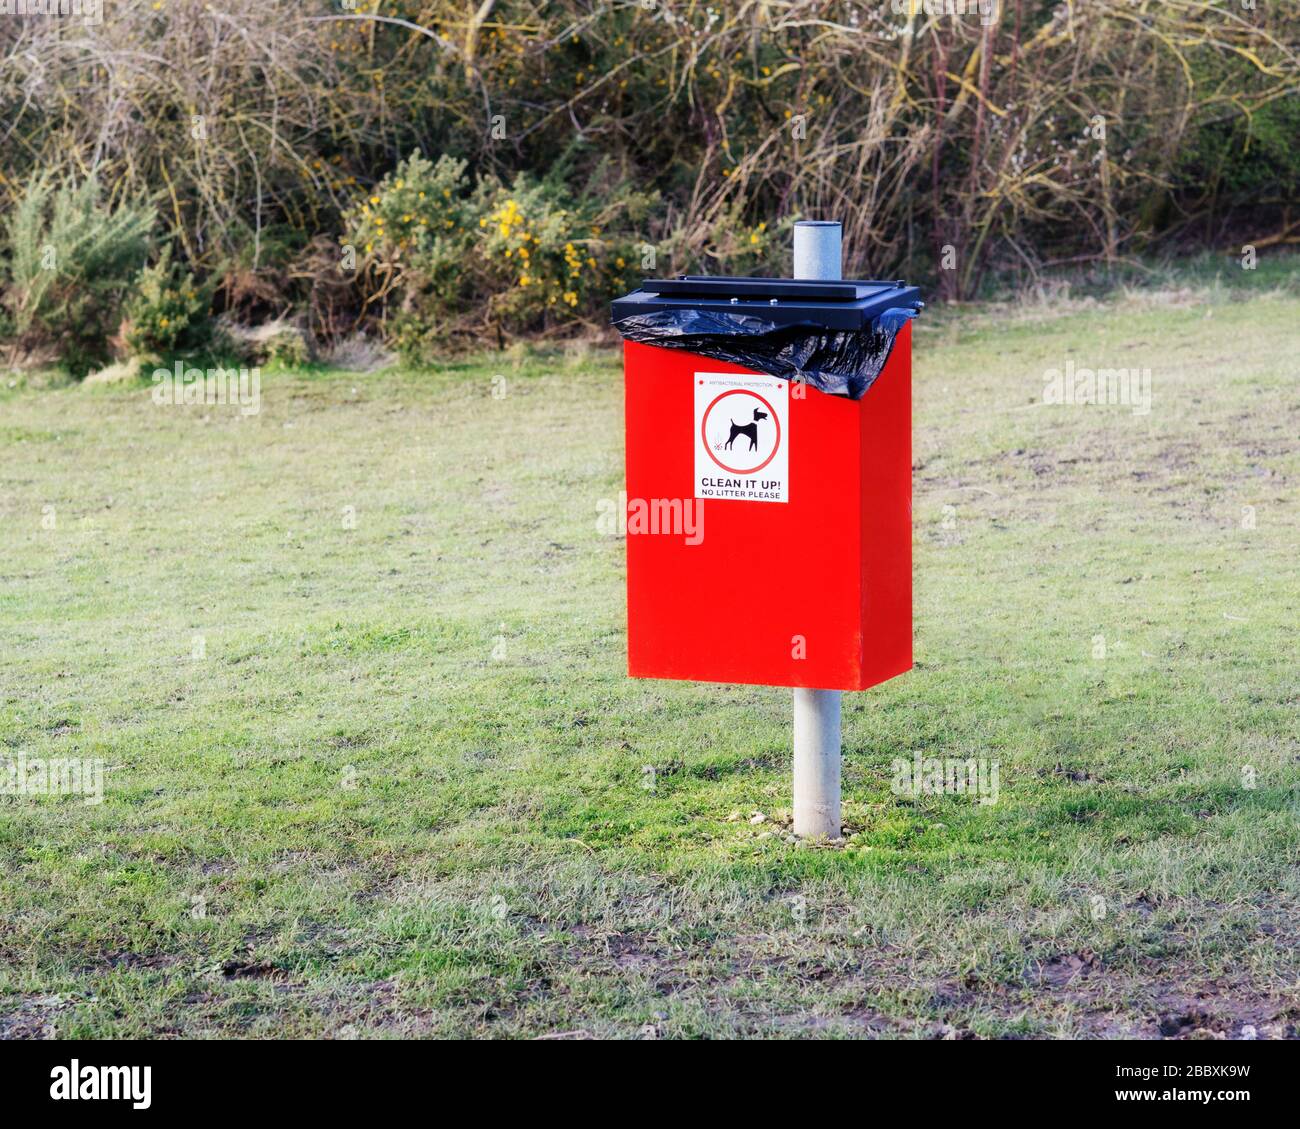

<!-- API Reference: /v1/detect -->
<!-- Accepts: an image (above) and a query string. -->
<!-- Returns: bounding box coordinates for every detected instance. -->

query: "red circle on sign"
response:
[701,389,781,475]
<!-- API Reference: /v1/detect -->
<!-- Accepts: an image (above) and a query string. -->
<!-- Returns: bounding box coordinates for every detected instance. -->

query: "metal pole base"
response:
[792,687,842,839]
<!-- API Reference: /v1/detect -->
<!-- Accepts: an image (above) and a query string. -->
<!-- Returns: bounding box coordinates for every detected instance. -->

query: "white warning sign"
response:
[694,371,788,503]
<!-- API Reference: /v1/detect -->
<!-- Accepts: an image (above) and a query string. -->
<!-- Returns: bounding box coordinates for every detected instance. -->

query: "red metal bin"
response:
[612,276,922,693]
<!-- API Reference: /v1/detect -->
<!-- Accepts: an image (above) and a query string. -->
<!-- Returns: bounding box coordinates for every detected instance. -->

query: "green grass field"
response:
[2,270,1298,1039]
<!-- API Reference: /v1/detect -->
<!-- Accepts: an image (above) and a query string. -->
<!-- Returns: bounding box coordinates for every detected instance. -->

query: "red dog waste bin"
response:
[612,276,922,692]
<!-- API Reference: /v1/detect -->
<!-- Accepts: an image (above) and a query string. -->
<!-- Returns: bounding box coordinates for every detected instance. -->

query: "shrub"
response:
[475,175,627,326]
[123,249,214,358]
[348,151,652,359]
[350,152,477,310]
[265,325,310,367]
[220,318,311,367]
[2,175,154,375]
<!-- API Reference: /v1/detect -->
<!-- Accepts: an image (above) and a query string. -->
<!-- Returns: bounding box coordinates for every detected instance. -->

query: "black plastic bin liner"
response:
[610,276,922,400]
[612,306,916,400]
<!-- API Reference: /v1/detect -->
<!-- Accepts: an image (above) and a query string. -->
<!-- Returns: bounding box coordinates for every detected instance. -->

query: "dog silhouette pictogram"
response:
[723,407,769,453]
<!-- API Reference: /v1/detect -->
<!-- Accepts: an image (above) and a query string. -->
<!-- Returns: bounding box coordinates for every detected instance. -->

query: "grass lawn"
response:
[1,269,1298,1039]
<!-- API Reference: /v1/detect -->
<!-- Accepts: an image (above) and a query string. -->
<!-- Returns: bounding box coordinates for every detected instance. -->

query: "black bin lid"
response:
[611,275,923,331]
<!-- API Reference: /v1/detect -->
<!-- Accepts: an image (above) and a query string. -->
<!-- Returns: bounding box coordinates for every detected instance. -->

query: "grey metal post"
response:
[791,220,843,840]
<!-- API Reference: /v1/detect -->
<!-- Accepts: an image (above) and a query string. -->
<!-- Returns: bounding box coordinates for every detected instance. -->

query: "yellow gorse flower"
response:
[563,241,583,278]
